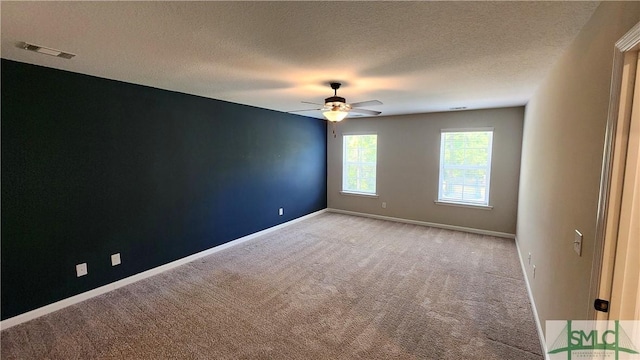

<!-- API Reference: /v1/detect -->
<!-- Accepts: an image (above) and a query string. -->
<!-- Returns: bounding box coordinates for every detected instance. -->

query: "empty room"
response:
[2,2,639,359]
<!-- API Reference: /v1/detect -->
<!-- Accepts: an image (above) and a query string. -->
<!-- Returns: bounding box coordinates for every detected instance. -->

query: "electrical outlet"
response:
[533,265,536,279]
[574,230,583,256]
[279,208,283,216]
[528,252,532,265]
[111,253,121,266]
[76,263,88,277]
[382,202,387,208]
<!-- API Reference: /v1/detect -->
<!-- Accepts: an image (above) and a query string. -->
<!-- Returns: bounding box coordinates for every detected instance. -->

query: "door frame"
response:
[589,21,640,320]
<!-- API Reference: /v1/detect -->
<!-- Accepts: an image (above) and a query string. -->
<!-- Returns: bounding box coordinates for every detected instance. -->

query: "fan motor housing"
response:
[325,96,346,104]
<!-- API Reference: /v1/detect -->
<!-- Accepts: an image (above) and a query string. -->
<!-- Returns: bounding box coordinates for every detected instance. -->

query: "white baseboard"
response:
[327,208,516,239]
[514,236,550,360]
[0,209,327,331]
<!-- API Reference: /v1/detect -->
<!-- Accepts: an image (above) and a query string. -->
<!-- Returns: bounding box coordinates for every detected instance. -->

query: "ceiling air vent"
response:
[449,106,467,110]
[20,42,75,59]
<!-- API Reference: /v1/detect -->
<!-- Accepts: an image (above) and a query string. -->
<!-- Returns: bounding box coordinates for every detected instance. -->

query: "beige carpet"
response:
[1,212,543,359]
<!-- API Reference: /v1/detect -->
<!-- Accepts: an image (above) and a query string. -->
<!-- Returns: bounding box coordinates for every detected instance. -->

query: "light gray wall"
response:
[327,107,524,235]
[517,1,640,328]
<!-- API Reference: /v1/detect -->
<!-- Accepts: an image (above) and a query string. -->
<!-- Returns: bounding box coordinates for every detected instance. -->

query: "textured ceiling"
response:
[1,1,599,119]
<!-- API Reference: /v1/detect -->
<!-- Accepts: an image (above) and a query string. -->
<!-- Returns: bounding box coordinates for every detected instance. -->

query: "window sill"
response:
[434,200,493,210]
[340,191,379,198]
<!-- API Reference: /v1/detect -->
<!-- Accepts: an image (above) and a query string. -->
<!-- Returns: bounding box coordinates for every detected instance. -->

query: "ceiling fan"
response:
[291,82,382,122]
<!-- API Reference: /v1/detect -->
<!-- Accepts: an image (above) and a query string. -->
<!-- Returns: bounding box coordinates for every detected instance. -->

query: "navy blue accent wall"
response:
[1,59,327,320]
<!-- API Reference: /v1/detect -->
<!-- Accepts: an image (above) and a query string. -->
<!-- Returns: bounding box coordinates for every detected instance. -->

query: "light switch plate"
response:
[76,263,88,277]
[111,253,121,266]
[574,230,583,256]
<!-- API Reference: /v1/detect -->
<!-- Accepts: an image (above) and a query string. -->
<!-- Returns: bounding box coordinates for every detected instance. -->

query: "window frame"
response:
[437,128,494,208]
[341,133,378,197]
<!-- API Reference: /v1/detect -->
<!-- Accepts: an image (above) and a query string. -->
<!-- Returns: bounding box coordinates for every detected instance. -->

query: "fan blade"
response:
[349,108,382,116]
[350,100,382,108]
[289,108,322,113]
[301,101,325,106]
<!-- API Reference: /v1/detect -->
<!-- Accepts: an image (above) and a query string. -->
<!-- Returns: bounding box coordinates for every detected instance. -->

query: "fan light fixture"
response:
[322,103,349,122]
[322,83,351,122]
[323,109,349,122]
[289,82,382,124]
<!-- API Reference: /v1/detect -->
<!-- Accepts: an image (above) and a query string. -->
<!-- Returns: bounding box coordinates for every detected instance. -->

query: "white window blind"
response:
[343,134,377,195]
[438,130,493,206]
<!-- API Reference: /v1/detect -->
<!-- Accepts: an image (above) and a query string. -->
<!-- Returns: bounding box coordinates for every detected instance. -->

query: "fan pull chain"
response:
[332,122,336,138]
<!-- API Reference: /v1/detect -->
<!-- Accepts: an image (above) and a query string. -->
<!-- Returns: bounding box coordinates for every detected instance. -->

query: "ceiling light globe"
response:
[323,110,348,122]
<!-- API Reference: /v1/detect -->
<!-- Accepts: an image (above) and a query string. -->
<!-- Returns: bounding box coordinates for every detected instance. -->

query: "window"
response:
[438,129,493,207]
[343,134,377,195]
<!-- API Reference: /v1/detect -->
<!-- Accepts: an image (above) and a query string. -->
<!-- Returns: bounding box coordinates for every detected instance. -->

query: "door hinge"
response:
[594,298,610,313]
